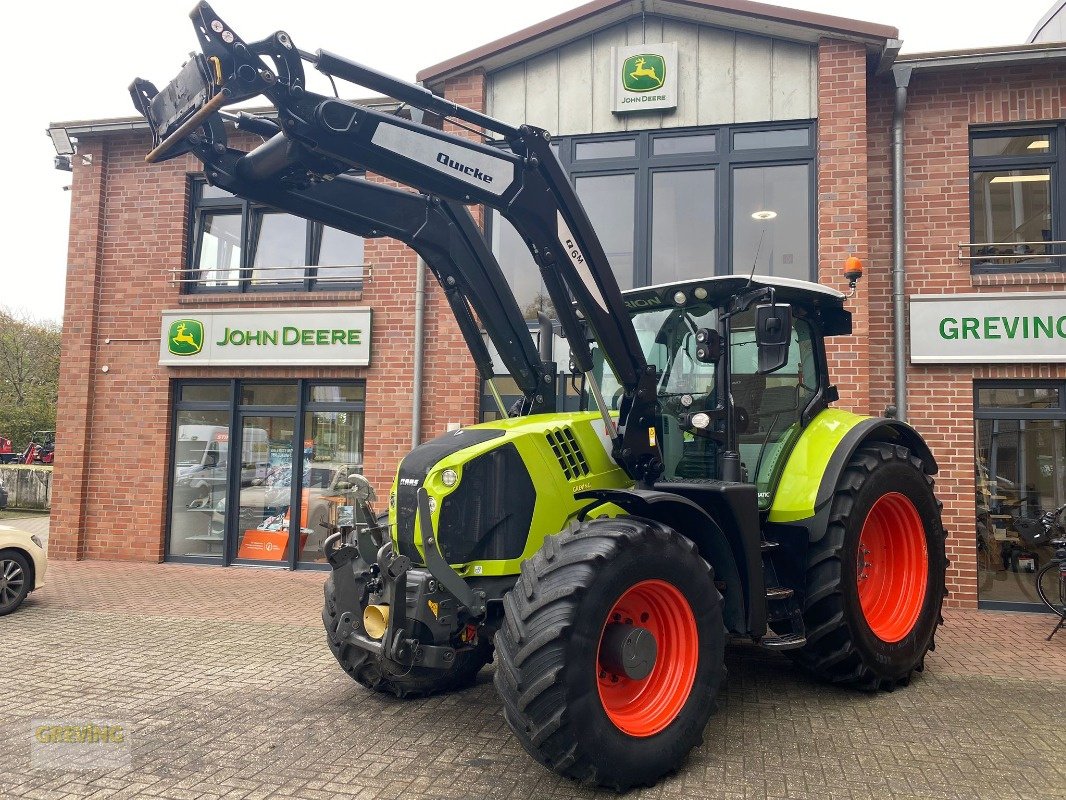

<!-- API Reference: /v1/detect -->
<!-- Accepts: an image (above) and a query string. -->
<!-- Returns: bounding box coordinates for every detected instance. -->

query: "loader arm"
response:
[196,144,555,414]
[129,2,661,482]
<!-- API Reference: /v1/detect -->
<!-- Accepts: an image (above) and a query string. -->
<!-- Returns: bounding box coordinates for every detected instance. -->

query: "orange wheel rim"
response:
[856,492,928,642]
[596,579,698,737]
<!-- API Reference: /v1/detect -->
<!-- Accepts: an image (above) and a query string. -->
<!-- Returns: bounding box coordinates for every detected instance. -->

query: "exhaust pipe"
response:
[363,604,390,639]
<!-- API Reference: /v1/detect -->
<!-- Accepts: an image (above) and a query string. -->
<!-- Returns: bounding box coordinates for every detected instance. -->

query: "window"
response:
[969,127,1066,272]
[575,173,636,290]
[487,122,816,317]
[652,169,715,283]
[732,164,812,280]
[975,381,1066,609]
[187,180,366,292]
[167,380,366,569]
[730,312,818,503]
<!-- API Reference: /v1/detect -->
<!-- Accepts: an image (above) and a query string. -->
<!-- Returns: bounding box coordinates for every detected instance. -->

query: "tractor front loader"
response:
[132,4,947,790]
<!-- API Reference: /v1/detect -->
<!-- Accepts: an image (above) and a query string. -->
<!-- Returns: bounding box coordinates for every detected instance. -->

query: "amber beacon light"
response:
[844,256,864,296]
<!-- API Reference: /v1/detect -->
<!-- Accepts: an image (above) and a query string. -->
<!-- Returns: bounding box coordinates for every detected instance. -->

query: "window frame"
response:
[974,379,1066,419]
[165,378,367,570]
[486,120,817,296]
[973,378,1066,611]
[969,124,1065,274]
[186,177,367,294]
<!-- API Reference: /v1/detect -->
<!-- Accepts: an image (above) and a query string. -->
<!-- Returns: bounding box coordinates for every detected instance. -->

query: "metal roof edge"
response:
[416,0,896,85]
[894,41,1066,73]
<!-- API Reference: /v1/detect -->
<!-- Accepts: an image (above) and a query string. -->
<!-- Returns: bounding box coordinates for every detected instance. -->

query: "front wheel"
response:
[494,517,725,791]
[1035,559,1065,615]
[0,550,31,616]
[789,443,947,690]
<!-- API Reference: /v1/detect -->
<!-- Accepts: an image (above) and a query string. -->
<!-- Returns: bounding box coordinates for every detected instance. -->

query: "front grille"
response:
[545,427,589,480]
[393,427,505,564]
[437,443,534,564]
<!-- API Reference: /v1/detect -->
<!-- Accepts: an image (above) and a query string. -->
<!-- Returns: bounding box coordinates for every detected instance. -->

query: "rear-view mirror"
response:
[754,304,792,374]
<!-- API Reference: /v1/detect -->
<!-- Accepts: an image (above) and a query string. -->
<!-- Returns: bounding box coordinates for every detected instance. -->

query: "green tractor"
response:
[133,5,946,790]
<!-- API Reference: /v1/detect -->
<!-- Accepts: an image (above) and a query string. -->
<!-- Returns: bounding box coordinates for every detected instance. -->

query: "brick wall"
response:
[817,39,872,418]
[866,64,1066,607]
[53,34,1066,611]
[420,71,488,438]
[51,106,487,560]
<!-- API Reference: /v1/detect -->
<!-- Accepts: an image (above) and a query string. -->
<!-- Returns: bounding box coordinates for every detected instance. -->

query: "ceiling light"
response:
[989,174,1050,183]
[1027,140,1050,149]
[751,210,777,220]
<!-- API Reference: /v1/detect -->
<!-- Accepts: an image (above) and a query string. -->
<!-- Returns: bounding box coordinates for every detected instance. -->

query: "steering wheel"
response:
[612,387,625,410]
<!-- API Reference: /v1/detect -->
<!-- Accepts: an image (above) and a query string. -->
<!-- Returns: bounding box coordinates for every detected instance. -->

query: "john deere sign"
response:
[910,293,1066,363]
[613,43,678,113]
[167,319,204,356]
[160,307,371,366]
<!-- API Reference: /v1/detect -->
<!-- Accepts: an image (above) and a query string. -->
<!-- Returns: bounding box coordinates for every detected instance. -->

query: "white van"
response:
[174,424,269,506]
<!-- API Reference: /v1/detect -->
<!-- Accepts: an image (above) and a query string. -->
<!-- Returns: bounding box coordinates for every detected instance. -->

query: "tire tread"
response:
[788,444,947,690]
[494,516,722,791]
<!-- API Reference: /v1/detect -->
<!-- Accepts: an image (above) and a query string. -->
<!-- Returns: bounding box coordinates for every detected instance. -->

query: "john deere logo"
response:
[622,54,666,93]
[168,319,204,356]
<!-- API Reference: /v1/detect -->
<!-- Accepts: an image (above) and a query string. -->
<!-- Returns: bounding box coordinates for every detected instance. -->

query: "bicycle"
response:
[1016,502,1066,640]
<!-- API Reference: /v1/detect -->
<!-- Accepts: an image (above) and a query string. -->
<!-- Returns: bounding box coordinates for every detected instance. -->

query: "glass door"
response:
[231,412,299,565]
[976,383,1066,609]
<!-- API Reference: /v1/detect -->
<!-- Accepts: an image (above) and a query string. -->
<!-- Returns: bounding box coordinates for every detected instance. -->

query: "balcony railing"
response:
[959,241,1066,264]
[169,262,369,289]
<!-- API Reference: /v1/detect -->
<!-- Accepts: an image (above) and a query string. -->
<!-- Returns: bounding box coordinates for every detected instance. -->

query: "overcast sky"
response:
[7,0,1055,323]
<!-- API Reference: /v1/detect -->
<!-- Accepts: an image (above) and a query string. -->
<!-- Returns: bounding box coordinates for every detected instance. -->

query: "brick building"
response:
[48,0,1066,610]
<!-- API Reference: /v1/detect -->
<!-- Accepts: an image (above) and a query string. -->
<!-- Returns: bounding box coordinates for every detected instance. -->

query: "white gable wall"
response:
[487,15,817,135]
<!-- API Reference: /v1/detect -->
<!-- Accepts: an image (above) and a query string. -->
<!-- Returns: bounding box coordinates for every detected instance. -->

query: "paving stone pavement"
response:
[1,560,1063,800]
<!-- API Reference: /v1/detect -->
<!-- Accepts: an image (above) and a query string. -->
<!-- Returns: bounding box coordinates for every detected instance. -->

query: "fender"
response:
[769,409,938,529]
[577,488,756,636]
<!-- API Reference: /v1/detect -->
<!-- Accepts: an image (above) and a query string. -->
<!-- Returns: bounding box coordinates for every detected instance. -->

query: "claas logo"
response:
[168,319,204,356]
[622,54,666,93]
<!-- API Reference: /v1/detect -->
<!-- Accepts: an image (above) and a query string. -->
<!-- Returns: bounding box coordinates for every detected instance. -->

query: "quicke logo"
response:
[168,319,204,356]
[436,152,494,184]
[622,54,666,93]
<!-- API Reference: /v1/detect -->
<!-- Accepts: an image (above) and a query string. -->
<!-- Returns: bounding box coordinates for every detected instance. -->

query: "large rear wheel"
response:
[789,443,947,689]
[494,517,725,791]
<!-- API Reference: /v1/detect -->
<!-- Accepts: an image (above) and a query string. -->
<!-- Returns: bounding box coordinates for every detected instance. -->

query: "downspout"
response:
[411,256,427,446]
[891,65,913,422]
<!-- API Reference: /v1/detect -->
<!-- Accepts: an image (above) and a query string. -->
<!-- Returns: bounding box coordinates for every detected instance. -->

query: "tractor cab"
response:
[594,275,851,506]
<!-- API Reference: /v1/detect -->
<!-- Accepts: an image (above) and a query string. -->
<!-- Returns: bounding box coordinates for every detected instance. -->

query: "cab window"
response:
[732,311,817,503]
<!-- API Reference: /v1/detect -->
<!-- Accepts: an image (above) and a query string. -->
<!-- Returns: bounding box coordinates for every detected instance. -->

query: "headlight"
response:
[441,468,458,487]
[427,496,437,514]
[691,412,711,429]
[30,534,43,549]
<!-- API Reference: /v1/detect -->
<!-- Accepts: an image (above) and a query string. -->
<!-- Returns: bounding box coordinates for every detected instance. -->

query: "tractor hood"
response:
[390,412,629,576]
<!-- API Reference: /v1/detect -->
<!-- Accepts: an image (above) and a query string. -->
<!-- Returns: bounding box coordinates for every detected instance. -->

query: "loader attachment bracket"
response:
[132,1,305,163]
